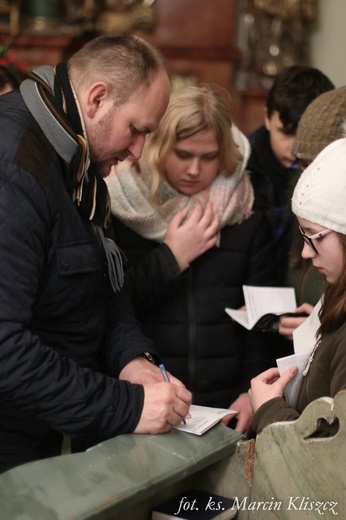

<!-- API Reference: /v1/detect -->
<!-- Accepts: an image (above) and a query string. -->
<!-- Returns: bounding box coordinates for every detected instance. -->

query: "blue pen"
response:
[159,363,186,425]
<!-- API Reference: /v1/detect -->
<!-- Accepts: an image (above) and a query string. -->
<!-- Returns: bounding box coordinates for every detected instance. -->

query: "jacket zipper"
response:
[187,270,197,398]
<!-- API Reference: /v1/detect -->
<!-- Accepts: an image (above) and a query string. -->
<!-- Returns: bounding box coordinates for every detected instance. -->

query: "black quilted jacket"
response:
[112,208,278,409]
[0,90,153,444]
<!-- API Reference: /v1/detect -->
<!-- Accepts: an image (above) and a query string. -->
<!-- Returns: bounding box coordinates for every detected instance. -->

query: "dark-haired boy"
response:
[246,66,334,359]
[247,66,334,284]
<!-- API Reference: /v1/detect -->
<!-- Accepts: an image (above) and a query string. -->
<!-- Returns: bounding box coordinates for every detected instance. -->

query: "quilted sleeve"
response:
[0,149,144,442]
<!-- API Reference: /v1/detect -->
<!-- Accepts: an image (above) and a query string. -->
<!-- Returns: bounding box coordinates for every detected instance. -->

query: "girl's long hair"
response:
[318,233,346,336]
[144,83,242,203]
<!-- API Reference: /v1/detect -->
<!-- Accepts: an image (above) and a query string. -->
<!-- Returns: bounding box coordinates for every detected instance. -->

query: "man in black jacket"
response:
[0,34,191,473]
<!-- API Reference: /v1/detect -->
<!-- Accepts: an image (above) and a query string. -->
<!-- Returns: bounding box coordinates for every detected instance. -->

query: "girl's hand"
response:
[248,366,298,413]
[278,303,313,340]
[165,201,219,264]
[221,393,253,435]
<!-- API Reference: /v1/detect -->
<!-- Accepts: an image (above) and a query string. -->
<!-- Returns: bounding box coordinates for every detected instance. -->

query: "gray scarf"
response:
[20,64,124,292]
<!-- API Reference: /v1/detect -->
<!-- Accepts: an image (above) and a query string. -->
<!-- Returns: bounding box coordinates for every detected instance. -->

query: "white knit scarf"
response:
[107,125,254,243]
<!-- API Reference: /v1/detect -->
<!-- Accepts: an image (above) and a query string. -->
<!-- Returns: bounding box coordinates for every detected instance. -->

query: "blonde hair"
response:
[68,33,168,106]
[144,83,242,200]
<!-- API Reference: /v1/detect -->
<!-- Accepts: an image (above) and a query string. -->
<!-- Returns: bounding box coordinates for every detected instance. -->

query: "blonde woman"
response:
[107,84,278,435]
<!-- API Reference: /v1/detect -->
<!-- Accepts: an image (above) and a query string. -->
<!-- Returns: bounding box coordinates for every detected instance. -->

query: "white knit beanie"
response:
[292,137,346,234]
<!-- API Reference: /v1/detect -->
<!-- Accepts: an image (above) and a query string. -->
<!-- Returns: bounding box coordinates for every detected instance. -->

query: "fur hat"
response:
[292,86,346,163]
[292,138,346,234]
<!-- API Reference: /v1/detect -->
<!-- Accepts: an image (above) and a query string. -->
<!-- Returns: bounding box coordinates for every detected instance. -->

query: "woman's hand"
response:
[165,201,219,264]
[278,303,313,340]
[221,392,253,435]
[248,366,298,413]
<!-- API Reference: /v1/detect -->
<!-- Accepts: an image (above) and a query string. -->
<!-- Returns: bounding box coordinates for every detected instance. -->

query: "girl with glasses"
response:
[280,87,346,342]
[249,137,346,436]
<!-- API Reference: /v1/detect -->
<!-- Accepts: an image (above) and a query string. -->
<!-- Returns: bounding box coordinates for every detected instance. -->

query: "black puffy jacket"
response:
[247,125,300,284]
[0,91,153,446]
[112,208,278,409]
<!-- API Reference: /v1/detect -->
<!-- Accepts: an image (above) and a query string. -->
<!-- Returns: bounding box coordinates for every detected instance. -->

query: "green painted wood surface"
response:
[0,425,243,520]
[248,392,346,519]
[4,393,344,520]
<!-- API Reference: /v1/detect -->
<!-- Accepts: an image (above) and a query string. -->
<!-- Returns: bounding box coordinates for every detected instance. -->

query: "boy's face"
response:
[264,110,296,168]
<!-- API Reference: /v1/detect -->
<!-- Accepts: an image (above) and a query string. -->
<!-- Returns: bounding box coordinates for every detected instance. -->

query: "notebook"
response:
[225,285,297,331]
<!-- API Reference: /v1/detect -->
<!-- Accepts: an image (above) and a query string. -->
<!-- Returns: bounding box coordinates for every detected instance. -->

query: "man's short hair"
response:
[68,33,168,105]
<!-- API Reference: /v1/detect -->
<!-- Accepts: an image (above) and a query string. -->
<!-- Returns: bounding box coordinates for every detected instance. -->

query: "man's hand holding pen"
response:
[159,363,187,425]
[120,357,192,434]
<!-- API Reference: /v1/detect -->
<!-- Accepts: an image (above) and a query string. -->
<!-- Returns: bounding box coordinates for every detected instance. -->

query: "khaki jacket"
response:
[253,321,346,435]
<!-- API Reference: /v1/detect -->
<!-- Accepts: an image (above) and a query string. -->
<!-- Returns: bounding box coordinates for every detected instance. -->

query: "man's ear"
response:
[84,82,109,119]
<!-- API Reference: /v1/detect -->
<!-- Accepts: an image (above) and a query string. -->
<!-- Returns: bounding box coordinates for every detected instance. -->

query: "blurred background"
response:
[1,0,345,136]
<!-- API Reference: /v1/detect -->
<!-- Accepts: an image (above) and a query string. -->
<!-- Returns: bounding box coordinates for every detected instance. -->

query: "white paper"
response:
[292,297,322,354]
[276,350,311,406]
[224,308,251,329]
[225,285,297,330]
[174,405,237,436]
[276,298,322,406]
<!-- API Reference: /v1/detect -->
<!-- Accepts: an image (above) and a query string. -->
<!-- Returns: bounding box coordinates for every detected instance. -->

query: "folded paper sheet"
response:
[225,285,297,330]
[174,405,237,436]
[276,298,322,406]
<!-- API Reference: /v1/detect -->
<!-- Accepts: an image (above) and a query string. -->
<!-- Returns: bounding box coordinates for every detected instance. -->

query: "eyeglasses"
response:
[298,226,333,254]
